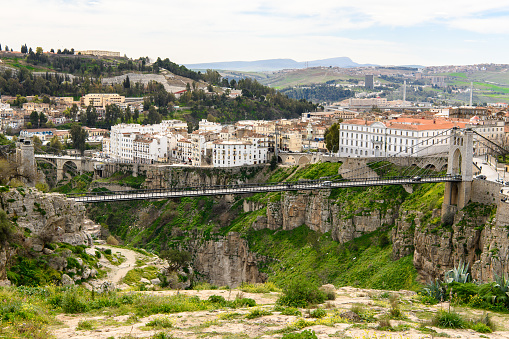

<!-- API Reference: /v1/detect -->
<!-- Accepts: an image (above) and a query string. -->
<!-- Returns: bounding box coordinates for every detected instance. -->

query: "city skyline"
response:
[1,0,508,66]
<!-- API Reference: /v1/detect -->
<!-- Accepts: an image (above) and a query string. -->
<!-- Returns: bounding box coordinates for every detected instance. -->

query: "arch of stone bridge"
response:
[298,156,310,165]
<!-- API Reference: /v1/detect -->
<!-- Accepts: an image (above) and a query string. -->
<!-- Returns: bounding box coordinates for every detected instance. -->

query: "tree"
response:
[29,111,39,128]
[124,106,132,123]
[0,209,14,245]
[123,75,130,89]
[32,135,42,150]
[36,47,43,55]
[39,112,47,127]
[48,135,63,155]
[133,108,140,122]
[159,249,191,271]
[146,105,162,124]
[325,123,340,153]
[270,155,278,170]
[70,124,88,155]
[85,105,98,127]
[69,104,79,121]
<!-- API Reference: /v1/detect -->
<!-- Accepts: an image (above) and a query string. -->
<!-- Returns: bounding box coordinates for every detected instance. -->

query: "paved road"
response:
[70,176,461,203]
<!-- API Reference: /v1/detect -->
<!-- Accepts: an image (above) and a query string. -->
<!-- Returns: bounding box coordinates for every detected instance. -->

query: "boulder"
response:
[97,281,116,293]
[43,248,54,255]
[150,278,161,285]
[89,269,98,278]
[82,267,91,279]
[32,244,43,252]
[76,258,83,267]
[48,256,67,271]
[340,311,362,322]
[140,278,150,284]
[61,274,74,286]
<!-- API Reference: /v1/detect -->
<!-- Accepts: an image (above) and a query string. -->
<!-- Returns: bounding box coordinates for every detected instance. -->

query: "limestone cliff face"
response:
[256,190,397,244]
[392,202,508,282]
[192,232,266,287]
[1,188,90,247]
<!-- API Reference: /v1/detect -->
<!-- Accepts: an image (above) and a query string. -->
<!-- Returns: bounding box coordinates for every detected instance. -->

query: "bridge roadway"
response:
[67,174,462,203]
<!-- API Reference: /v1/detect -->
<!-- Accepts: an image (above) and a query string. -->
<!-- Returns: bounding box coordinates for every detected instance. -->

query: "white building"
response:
[198,119,222,133]
[212,138,269,167]
[338,118,462,158]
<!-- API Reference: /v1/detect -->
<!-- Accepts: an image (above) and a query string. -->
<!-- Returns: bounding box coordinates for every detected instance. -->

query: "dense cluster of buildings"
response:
[103,119,272,166]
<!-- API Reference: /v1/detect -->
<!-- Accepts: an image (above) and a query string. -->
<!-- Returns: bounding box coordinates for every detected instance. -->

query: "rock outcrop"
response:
[192,232,267,287]
[1,188,90,246]
[254,190,397,244]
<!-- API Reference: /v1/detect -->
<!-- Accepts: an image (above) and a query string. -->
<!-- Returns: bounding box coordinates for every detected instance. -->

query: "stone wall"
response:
[471,179,501,205]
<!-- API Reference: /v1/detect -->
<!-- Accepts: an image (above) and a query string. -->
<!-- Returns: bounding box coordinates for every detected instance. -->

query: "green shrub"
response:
[282,329,318,339]
[208,295,226,305]
[146,317,173,328]
[471,322,492,333]
[280,307,302,316]
[245,308,272,319]
[233,297,256,308]
[104,249,112,255]
[61,288,88,313]
[309,308,327,318]
[76,320,94,330]
[277,278,325,308]
[432,310,465,329]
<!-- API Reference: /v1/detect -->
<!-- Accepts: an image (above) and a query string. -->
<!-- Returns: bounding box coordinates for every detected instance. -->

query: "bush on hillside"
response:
[277,278,325,308]
[106,235,119,246]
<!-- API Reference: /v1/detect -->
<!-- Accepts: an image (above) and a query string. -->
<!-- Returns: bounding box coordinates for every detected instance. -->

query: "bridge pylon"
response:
[442,128,474,218]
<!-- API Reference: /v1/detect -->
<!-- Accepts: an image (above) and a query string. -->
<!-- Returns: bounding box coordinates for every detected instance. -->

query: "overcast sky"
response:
[2,0,508,66]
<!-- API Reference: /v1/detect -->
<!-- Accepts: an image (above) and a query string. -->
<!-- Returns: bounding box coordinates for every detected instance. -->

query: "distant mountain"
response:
[185,57,376,72]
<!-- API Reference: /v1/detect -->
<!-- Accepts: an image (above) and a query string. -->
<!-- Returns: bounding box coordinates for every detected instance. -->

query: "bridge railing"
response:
[65,174,461,201]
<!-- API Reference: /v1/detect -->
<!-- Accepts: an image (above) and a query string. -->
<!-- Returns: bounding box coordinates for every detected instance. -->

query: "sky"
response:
[1,0,508,66]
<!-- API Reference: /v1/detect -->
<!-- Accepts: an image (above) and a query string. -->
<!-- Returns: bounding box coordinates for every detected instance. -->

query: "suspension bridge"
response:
[16,128,498,212]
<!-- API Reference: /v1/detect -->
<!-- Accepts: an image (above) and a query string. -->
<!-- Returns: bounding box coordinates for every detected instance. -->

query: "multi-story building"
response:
[338,118,466,158]
[212,139,268,167]
[20,128,57,142]
[133,134,168,164]
[79,50,120,57]
[81,94,125,109]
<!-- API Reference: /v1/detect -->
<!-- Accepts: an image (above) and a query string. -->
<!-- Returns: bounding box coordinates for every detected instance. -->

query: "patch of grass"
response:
[432,310,465,328]
[76,319,95,330]
[245,308,272,319]
[146,317,173,329]
[238,282,281,293]
[122,266,159,285]
[309,308,327,318]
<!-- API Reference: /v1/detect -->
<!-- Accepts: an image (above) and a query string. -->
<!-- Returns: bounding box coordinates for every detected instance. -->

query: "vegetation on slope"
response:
[85,162,430,291]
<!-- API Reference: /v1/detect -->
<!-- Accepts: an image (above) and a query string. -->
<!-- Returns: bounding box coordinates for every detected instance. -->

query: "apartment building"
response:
[212,139,267,167]
[81,94,125,109]
[133,134,168,164]
[22,102,50,112]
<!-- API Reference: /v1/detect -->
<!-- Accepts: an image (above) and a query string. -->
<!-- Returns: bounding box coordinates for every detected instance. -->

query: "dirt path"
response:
[86,244,147,288]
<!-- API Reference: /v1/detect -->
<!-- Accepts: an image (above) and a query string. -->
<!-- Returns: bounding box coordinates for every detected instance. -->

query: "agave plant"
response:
[444,260,470,284]
[422,279,446,302]
[494,273,509,297]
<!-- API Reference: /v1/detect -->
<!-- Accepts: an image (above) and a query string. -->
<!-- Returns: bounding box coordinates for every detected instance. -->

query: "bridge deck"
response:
[67,175,461,203]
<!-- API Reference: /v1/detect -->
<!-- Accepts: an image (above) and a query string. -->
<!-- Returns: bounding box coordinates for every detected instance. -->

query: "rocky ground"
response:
[49,243,509,339]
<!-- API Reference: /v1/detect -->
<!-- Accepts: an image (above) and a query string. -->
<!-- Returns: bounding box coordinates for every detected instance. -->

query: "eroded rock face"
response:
[392,203,508,282]
[1,189,90,246]
[192,232,266,288]
[257,190,396,244]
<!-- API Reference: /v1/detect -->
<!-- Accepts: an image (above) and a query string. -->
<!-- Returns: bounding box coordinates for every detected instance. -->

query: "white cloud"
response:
[1,0,508,65]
